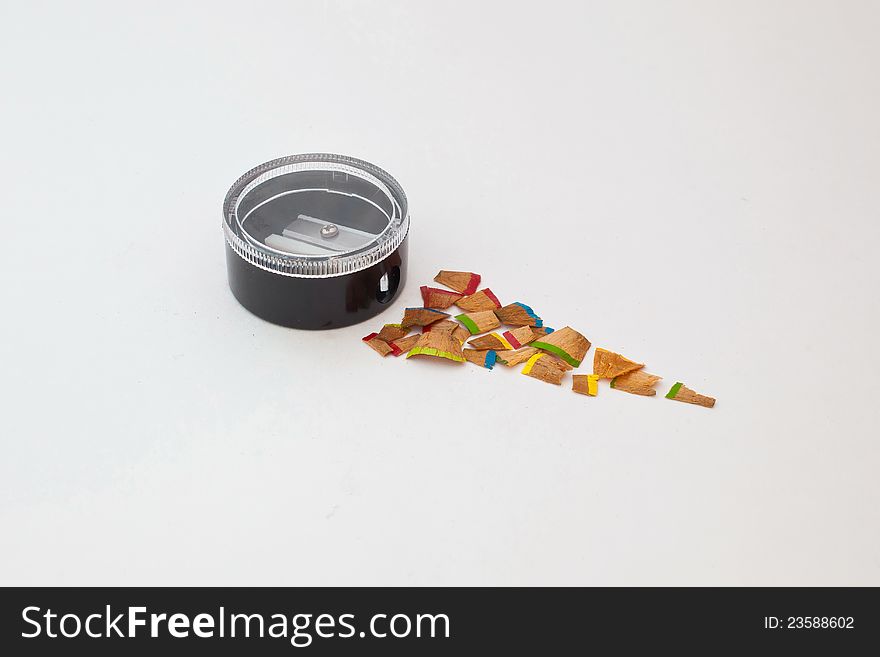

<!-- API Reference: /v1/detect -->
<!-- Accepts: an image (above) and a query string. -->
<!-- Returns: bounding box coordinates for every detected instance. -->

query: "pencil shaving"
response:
[521,353,571,385]
[502,326,537,349]
[463,349,498,369]
[572,374,600,396]
[389,334,420,356]
[401,307,450,328]
[495,302,542,327]
[455,310,501,335]
[467,332,513,351]
[406,330,466,363]
[593,347,644,379]
[362,333,396,357]
[423,319,459,335]
[531,326,591,368]
[420,286,463,309]
[611,370,662,396]
[665,382,716,408]
[494,347,539,367]
[434,270,481,295]
[376,323,409,342]
[456,288,502,312]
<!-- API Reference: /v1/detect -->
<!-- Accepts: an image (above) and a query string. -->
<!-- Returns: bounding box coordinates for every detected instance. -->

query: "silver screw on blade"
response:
[320,224,339,239]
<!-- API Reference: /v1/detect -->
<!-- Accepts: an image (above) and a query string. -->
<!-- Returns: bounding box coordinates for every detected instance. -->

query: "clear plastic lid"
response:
[223,154,409,277]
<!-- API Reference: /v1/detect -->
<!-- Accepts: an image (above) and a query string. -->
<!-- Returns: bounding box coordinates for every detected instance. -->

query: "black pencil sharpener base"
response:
[225,238,407,330]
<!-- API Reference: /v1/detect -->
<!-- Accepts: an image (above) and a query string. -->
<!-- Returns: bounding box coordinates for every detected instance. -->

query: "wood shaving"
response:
[521,353,571,385]
[611,370,662,396]
[592,347,644,379]
[665,382,716,408]
[494,347,539,367]
[420,286,463,309]
[572,374,600,396]
[531,326,591,368]
[434,270,481,295]
[455,310,501,335]
[401,307,450,328]
[463,348,498,369]
[495,302,542,327]
[456,288,502,312]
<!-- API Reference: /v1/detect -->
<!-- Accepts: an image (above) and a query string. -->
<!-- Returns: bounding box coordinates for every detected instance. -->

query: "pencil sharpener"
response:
[222,154,409,329]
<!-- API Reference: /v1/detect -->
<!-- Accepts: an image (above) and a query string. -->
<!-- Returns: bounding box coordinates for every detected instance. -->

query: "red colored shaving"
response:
[502,330,522,350]
[462,274,481,296]
[420,285,460,307]
[483,288,501,308]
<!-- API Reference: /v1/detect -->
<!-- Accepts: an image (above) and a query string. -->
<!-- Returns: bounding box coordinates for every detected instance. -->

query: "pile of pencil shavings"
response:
[362,270,715,408]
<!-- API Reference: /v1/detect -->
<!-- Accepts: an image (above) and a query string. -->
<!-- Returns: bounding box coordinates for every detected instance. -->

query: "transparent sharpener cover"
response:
[223,154,409,277]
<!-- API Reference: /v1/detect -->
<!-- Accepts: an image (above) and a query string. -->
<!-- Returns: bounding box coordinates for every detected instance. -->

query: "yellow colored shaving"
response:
[521,352,544,375]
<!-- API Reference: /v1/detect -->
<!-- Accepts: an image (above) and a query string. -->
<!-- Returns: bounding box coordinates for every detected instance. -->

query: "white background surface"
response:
[2,1,878,586]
